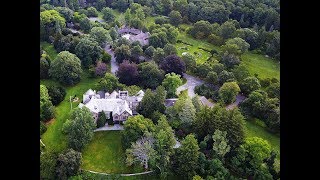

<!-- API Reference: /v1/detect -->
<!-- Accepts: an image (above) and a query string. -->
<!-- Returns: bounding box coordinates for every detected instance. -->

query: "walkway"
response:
[104,45,119,75]
[94,124,124,132]
[84,169,154,176]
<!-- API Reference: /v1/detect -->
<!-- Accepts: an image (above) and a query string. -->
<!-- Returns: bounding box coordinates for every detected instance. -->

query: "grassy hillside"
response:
[41,72,100,152]
[81,131,144,173]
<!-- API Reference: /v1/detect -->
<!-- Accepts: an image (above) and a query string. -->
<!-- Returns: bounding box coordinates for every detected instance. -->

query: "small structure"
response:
[164,98,178,107]
[79,89,145,124]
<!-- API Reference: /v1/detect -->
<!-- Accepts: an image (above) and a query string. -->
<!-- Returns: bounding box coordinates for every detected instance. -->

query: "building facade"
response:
[79,89,144,124]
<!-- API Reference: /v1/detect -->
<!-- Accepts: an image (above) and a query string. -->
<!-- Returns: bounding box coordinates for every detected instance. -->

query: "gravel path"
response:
[104,45,119,75]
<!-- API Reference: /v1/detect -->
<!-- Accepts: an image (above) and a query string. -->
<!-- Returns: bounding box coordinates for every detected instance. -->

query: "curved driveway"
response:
[176,73,205,98]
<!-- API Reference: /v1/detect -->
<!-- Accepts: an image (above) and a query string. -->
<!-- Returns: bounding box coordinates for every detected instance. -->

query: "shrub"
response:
[87,7,98,17]
[107,119,114,125]
[40,121,47,135]
[96,111,107,128]
[101,51,112,63]
[194,84,216,99]
[47,85,66,106]
[155,16,170,25]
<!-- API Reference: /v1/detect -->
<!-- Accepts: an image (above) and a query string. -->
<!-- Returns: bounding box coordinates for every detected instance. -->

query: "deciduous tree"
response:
[160,55,186,76]
[175,134,200,179]
[116,60,139,85]
[138,61,165,89]
[49,51,82,85]
[75,36,102,67]
[219,81,240,104]
[162,72,182,98]
[62,107,96,151]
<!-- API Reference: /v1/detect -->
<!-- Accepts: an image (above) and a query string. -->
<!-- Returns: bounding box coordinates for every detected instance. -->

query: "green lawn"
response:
[81,131,144,174]
[41,71,100,152]
[40,41,58,59]
[176,31,220,64]
[241,53,280,80]
[245,118,280,155]
[175,24,280,80]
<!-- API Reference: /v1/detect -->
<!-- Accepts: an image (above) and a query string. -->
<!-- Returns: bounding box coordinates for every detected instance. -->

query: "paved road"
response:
[88,17,105,23]
[69,28,83,35]
[226,94,246,110]
[176,73,246,110]
[104,45,119,75]
[176,73,205,98]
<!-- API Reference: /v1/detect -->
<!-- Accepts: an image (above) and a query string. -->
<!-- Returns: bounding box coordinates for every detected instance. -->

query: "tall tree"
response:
[89,27,111,47]
[163,44,177,56]
[169,10,182,26]
[162,72,182,98]
[116,60,139,85]
[218,81,240,104]
[75,36,102,68]
[153,115,176,178]
[231,137,272,178]
[126,133,156,169]
[79,17,92,33]
[114,44,131,64]
[175,134,200,179]
[122,115,156,149]
[240,76,261,95]
[56,149,82,179]
[212,130,230,160]
[102,7,115,22]
[49,51,82,85]
[194,105,245,148]
[152,48,165,63]
[62,107,96,151]
[138,61,165,89]
[138,86,166,119]
[40,84,55,121]
[218,21,237,39]
[160,55,186,76]
[95,73,121,92]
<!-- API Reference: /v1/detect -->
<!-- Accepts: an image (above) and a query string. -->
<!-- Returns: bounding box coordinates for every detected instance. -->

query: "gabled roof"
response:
[82,98,132,115]
[109,90,119,98]
[113,101,132,116]
[85,89,95,96]
[136,90,144,97]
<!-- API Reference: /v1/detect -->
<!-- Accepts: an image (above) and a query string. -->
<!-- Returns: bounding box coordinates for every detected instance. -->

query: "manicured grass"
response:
[41,71,100,152]
[245,118,280,156]
[40,41,58,59]
[81,131,144,174]
[175,24,280,80]
[175,28,221,64]
[241,53,280,80]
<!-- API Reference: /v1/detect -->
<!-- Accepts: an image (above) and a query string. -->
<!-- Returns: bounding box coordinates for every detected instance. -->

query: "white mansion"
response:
[79,89,144,123]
